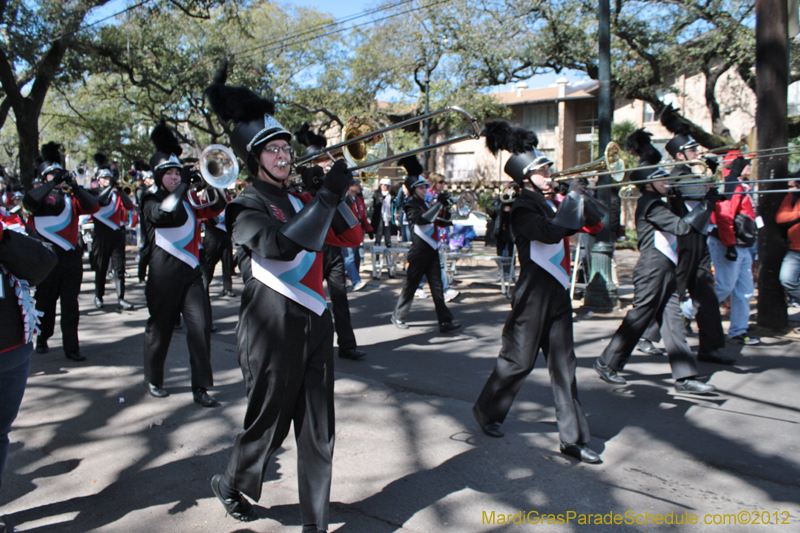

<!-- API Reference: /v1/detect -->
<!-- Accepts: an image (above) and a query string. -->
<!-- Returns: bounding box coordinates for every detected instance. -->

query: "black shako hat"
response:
[481,120,552,186]
[37,141,65,179]
[661,105,700,159]
[149,118,183,186]
[204,60,291,177]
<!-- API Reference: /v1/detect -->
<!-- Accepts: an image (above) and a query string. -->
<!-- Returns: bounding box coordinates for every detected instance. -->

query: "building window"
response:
[444,152,475,184]
[643,103,656,123]
[520,103,557,133]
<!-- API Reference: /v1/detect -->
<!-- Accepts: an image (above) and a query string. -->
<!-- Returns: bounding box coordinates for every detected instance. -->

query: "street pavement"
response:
[2,244,800,532]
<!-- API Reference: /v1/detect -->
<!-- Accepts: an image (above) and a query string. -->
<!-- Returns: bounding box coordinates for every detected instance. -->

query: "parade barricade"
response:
[363,241,411,279]
[443,249,517,296]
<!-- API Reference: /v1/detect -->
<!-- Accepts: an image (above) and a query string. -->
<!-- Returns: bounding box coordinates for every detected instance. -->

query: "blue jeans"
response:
[708,237,754,336]
[780,249,800,304]
[1,342,32,491]
[342,247,361,285]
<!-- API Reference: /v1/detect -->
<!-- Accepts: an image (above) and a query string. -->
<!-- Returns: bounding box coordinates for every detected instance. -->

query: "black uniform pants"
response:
[35,247,83,353]
[643,252,725,354]
[92,223,126,300]
[600,256,698,380]
[202,226,233,292]
[143,272,213,389]
[224,285,334,531]
[393,242,453,325]
[323,245,356,351]
[475,276,591,446]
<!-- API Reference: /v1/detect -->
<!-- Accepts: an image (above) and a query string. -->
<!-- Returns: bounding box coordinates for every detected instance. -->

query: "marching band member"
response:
[23,142,99,361]
[0,217,57,533]
[205,63,362,532]
[140,119,225,406]
[202,209,236,298]
[594,135,721,395]
[390,155,460,333]
[472,121,603,463]
[647,108,731,363]
[90,152,135,311]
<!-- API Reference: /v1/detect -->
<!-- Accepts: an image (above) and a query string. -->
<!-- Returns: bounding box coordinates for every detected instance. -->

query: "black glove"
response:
[704,187,722,204]
[554,181,569,195]
[64,171,77,187]
[322,159,352,197]
[180,166,197,186]
[51,168,69,185]
[109,174,119,188]
[725,156,748,181]
[568,178,586,194]
[437,192,450,205]
[725,246,738,261]
[702,155,719,174]
[300,165,325,192]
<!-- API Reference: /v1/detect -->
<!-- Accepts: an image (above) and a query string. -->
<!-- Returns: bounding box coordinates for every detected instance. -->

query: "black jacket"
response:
[0,229,58,351]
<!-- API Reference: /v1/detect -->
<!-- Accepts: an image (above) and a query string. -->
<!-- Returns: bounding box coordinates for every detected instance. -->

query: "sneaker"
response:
[352,280,368,292]
[414,288,428,299]
[444,288,460,302]
[727,334,760,345]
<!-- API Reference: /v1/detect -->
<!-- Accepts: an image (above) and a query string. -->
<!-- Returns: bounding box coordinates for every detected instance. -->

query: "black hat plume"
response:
[399,155,423,178]
[659,104,691,136]
[294,122,327,149]
[41,141,64,165]
[93,152,110,169]
[624,129,661,165]
[481,120,539,156]
[204,59,276,126]
[150,118,183,158]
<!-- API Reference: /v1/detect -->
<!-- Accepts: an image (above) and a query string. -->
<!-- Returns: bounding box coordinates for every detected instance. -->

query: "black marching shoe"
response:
[144,381,169,398]
[117,299,134,311]
[439,322,461,333]
[65,351,86,362]
[697,349,736,365]
[560,442,601,464]
[35,339,49,354]
[674,378,715,395]
[390,316,409,329]
[221,290,237,297]
[636,339,666,356]
[594,360,627,385]
[94,296,104,309]
[211,474,257,522]
[193,388,218,407]
[472,405,504,438]
[339,347,367,360]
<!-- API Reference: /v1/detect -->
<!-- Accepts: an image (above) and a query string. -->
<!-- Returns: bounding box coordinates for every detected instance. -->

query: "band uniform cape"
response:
[221,178,362,521]
[475,187,601,446]
[598,189,710,380]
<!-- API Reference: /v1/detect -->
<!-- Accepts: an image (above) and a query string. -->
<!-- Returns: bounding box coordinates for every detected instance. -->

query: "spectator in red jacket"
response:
[777,179,800,308]
[343,180,372,291]
[707,156,760,345]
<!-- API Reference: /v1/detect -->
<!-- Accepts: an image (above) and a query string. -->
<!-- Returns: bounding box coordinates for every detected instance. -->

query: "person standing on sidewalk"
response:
[777,179,800,309]
[343,179,371,292]
[473,121,603,463]
[707,155,760,346]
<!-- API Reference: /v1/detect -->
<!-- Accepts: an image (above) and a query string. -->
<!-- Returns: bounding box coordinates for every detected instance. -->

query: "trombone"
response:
[290,106,481,175]
[550,142,626,183]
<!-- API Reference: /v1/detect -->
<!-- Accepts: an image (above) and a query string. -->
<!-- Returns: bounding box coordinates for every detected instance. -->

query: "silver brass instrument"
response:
[448,190,477,217]
[189,144,239,209]
[499,184,518,204]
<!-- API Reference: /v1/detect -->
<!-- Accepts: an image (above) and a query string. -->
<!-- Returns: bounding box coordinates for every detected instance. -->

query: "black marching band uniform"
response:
[205,64,362,532]
[390,156,460,333]
[295,123,366,361]
[90,152,135,311]
[201,209,235,297]
[141,120,225,406]
[594,129,720,394]
[23,142,99,361]
[639,108,731,364]
[472,121,603,463]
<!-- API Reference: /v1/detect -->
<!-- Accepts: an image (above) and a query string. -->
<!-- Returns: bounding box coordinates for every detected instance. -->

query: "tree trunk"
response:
[755,0,789,330]
[16,102,41,191]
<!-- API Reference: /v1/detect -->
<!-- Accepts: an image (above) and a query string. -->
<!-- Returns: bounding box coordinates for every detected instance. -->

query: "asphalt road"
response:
[2,244,800,532]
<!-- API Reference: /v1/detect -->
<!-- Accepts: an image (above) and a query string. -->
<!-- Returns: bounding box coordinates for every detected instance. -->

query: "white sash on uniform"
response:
[654,231,678,265]
[155,201,199,268]
[34,196,74,251]
[250,195,327,316]
[93,192,120,230]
